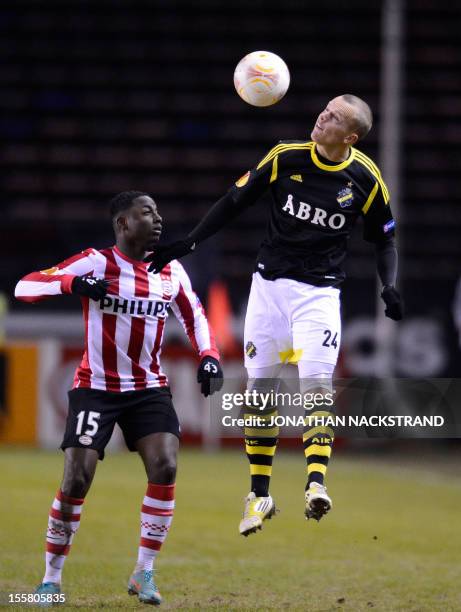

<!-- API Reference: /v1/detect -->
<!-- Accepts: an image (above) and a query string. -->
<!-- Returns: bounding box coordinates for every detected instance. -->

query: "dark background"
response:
[1,0,460,374]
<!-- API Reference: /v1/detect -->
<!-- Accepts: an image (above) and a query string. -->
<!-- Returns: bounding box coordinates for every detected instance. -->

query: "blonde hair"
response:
[342,94,373,141]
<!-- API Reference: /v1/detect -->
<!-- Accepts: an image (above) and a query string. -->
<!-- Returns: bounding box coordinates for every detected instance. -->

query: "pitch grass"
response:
[1,446,461,611]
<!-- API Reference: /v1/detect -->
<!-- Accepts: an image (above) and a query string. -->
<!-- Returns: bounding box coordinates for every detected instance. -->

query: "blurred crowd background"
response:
[0,0,460,448]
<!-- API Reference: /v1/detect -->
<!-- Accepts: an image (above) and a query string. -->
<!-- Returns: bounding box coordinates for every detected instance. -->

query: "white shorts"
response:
[244,273,341,369]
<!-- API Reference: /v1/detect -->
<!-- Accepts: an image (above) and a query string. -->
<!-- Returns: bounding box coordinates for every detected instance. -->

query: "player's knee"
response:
[147,454,177,484]
[298,361,335,395]
[61,448,98,497]
[61,468,93,498]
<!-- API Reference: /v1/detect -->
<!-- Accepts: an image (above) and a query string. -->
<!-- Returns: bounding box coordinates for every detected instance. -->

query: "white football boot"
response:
[305,482,332,521]
[239,492,277,536]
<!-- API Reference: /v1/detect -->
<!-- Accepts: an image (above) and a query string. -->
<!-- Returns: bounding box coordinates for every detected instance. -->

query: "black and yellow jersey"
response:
[227,140,395,287]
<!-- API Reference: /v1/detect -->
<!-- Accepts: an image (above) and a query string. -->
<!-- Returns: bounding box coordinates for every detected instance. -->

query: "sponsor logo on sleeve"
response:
[235,171,250,187]
[40,266,59,275]
[383,219,396,233]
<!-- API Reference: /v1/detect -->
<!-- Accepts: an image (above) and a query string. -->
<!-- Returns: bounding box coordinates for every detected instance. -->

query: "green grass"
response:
[1,446,461,611]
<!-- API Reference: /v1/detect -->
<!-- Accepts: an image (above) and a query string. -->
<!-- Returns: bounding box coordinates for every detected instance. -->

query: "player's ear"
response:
[344,132,359,145]
[115,213,128,232]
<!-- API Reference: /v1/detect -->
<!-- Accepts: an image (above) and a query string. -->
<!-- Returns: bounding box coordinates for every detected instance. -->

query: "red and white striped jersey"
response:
[15,245,219,392]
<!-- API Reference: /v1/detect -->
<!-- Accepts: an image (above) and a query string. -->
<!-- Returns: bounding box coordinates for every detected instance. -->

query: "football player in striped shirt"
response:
[15,191,223,605]
[145,94,403,536]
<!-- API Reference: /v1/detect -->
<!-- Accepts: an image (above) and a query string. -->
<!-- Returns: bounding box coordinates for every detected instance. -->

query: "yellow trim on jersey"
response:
[311,145,356,172]
[270,155,278,183]
[354,149,386,184]
[354,150,390,203]
[355,152,390,202]
[256,142,313,170]
[362,181,379,215]
[246,444,277,456]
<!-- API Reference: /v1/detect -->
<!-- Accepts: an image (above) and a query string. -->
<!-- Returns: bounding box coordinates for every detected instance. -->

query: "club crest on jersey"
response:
[235,171,250,188]
[161,280,173,296]
[336,184,354,208]
[246,341,257,359]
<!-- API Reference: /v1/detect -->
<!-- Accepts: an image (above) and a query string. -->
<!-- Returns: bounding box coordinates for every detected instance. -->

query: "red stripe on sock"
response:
[46,542,70,555]
[146,483,175,501]
[141,504,174,517]
[50,507,81,522]
[140,537,162,551]
[57,490,84,505]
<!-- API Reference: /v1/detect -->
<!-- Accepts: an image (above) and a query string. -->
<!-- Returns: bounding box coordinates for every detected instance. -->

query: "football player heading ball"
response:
[146,94,403,535]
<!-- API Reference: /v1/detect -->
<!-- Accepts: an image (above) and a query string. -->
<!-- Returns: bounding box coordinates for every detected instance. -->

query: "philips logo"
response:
[100,296,169,318]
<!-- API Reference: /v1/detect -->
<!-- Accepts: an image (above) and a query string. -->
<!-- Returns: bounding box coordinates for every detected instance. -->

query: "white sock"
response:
[43,490,84,584]
[135,483,175,572]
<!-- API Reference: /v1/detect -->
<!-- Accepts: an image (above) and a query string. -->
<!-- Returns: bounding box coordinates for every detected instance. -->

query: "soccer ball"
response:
[233,51,290,107]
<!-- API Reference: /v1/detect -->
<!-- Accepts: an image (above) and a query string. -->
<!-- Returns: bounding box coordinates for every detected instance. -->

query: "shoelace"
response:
[143,569,160,589]
[144,570,153,582]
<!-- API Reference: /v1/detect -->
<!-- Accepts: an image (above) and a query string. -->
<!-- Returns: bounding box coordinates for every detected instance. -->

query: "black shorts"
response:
[61,387,180,460]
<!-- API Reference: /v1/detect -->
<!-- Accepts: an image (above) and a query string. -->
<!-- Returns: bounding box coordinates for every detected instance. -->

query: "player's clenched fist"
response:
[197,356,224,397]
[381,285,403,321]
[72,274,109,301]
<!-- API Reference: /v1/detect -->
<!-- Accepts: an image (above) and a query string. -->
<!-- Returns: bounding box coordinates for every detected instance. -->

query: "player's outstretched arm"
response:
[145,191,242,273]
[375,237,403,320]
[14,248,108,303]
[145,143,283,273]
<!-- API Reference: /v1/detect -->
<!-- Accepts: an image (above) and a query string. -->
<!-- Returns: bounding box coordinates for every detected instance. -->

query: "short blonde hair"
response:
[342,94,373,141]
